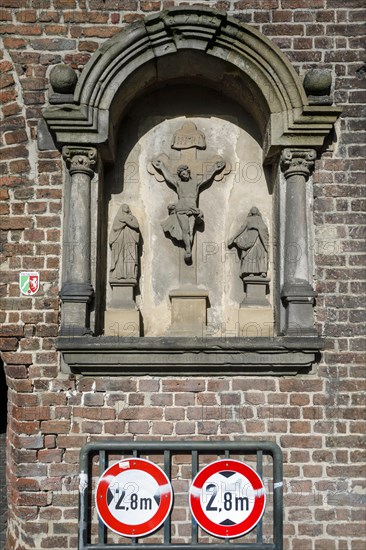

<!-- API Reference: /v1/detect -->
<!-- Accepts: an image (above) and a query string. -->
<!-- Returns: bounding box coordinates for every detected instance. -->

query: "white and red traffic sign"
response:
[189,459,266,539]
[96,458,173,537]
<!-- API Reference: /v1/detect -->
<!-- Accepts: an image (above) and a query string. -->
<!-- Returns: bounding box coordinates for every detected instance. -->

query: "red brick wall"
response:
[1,1,365,549]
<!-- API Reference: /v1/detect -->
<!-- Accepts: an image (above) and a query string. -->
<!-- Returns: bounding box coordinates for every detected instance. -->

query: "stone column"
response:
[60,146,97,336]
[280,148,318,336]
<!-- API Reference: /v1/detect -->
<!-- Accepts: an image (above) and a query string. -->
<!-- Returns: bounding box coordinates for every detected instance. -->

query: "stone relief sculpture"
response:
[228,207,269,277]
[149,121,229,264]
[228,207,270,307]
[151,158,225,263]
[109,204,140,283]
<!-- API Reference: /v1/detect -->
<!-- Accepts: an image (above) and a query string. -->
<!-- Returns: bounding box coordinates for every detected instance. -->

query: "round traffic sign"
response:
[189,459,266,539]
[96,458,173,537]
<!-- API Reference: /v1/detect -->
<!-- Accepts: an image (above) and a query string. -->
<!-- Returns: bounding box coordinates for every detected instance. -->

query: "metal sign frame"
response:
[79,441,283,550]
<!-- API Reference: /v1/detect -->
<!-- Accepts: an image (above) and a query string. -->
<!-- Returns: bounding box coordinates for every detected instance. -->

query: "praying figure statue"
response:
[228,207,269,278]
[109,204,140,283]
[152,159,226,263]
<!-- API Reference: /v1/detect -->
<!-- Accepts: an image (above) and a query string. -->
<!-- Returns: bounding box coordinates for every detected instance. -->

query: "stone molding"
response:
[59,282,94,303]
[43,7,341,160]
[57,336,323,376]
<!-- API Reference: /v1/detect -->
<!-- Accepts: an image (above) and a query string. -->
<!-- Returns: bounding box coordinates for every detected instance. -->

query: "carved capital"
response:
[62,146,97,177]
[280,148,316,180]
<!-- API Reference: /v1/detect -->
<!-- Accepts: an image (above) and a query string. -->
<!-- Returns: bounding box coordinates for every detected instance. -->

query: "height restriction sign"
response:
[96,458,173,537]
[189,459,266,539]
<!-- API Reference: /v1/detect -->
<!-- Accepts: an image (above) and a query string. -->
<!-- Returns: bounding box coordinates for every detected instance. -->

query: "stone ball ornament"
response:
[303,68,332,97]
[49,64,78,94]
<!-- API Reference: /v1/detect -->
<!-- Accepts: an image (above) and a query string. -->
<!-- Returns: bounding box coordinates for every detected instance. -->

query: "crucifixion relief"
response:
[149,121,230,264]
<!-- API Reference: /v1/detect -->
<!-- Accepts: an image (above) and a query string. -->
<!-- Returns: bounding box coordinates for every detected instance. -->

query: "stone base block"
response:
[242,276,270,307]
[60,301,90,336]
[109,283,136,309]
[281,281,318,336]
[238,308,274,337]
[168,287,208,337]
[104,309,140,337]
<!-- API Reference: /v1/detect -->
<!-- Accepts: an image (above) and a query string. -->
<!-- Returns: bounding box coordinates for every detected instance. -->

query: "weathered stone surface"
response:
[60,147,97,335]
[57,335,323,375]
[303,68,332,96]
[37,118,56,151]
[107,105,273,337]
[168,287,208,337]
[280,148,318,336]
[104,309,140,337]
[43,7,341,156]
[238,308,274,337]
[49,63,77,94]
[149,122,229,264]
[109,204,140,284]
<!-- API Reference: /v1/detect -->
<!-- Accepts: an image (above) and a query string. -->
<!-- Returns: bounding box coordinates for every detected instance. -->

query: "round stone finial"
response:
[303,69,332,96]
[49,64,78,94]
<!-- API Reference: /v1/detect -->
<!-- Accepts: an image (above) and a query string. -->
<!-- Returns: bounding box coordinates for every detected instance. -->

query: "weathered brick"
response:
[1,3,365,549]
[234,0,278,7]
[3,37,27,49]
[16,463,47,477]
[17,492,49,506]
[40,420,71,434]
[0,337,18,350]
[3,354,31,368]
[37,449,63,462]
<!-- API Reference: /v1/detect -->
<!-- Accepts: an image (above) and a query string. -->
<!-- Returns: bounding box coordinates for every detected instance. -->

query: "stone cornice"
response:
[57,336,323,376]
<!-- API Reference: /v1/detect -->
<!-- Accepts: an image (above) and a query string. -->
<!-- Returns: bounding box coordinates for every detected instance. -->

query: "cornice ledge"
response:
[56,336,323,376]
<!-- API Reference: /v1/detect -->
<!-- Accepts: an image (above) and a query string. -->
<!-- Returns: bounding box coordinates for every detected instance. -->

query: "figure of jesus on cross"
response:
[152,158,226,263]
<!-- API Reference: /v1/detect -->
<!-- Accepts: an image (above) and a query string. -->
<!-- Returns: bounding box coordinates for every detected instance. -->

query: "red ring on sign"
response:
[189,459,266,539]
[96,458,173,537]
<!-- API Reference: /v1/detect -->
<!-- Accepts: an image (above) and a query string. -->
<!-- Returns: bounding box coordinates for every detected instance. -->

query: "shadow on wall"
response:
[0,359,7,433]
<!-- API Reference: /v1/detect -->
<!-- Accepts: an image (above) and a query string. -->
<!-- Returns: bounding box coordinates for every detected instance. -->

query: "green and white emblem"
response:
[19,272,40,295]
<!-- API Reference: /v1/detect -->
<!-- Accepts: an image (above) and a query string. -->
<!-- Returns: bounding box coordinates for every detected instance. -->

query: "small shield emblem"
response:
[20,272,40,295]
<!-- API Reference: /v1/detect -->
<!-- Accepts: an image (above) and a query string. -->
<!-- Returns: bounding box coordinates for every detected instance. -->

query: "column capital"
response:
[62,146,97,177]
[280,148,316,180]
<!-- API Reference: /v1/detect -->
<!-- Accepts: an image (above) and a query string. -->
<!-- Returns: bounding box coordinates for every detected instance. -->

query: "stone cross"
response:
[149,121,230,274]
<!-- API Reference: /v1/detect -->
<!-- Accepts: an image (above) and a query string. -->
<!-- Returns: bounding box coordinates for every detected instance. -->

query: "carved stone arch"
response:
[44,6,339,160]
[43,7,341,375]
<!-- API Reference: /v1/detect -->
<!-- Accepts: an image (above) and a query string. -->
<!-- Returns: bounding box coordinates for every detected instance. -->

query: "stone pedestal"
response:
[241,276,270,307]
[109,282,136,309]
[104,282,140,337]
[281,282,317,336]
[237,276,273,336]
[104,309,140,337]
[168,286,209,337]
[238,307,274,337]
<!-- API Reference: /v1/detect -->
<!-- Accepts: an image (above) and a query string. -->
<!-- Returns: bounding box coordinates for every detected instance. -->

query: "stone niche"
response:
[43,7,341,375]
[104,86,273,339]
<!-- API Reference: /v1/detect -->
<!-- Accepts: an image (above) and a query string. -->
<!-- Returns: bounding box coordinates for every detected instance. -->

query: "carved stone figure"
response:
[149,121,229,265]
[228,207,269,277]
[109,204,140,283]
[152,159,226,263]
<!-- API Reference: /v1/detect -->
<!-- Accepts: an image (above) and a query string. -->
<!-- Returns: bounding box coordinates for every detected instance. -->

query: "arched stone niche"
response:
[43,7,341,375]
[105,85,273,338]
